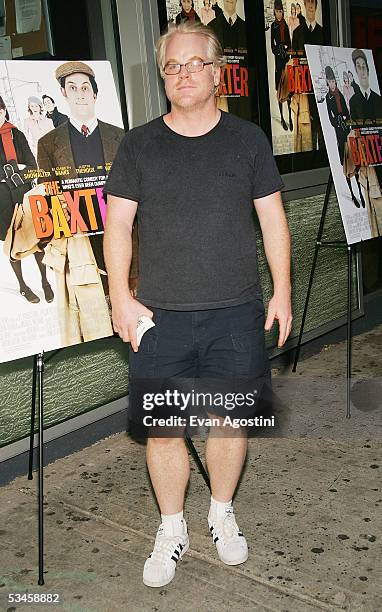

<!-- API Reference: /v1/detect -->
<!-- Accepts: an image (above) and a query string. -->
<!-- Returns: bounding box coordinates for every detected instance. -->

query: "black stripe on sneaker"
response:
[179,543,184,551]
[173,549,180,557]
[171,555,178,563]
[209,525,214,532]
[238,532,244,536]
[213,536,219,543]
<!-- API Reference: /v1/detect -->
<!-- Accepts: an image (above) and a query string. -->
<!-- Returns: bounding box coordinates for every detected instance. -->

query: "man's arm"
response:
[103,195,152,352]
[254,191,292,347]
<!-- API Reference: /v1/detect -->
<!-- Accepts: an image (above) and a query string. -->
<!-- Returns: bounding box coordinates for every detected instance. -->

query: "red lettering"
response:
[349,137,360,166]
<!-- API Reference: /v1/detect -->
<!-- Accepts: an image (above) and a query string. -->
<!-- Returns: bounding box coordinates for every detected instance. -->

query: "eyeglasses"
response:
[164,59,214,75]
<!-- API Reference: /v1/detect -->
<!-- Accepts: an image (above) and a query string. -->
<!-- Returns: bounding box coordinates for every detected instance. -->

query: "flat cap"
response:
[351,48,367,66]
[274,0,283,10]
[55,61,95,82]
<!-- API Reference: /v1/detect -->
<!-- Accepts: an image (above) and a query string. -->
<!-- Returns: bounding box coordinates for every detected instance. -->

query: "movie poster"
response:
[165,0,252,120]
[264,0,324,156]
[306,45,382,243]
[0,60,124,363]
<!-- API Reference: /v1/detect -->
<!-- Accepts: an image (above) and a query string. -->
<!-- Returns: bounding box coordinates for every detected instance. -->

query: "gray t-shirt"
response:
[103,111,284,310]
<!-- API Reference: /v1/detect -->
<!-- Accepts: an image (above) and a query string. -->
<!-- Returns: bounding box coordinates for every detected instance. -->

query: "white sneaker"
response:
[208,507,248,565]
[143,519,189,587]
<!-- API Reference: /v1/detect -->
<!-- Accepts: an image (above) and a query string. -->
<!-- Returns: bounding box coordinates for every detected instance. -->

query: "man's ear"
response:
[61,87,67,98]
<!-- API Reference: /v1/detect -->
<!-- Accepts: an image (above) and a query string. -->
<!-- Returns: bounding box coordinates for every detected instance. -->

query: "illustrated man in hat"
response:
[349,49,382,126]
[37,61,138,289]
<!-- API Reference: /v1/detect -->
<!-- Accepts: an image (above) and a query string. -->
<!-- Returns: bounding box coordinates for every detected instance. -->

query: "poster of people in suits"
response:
[165,0,252,120]
[0,60,126,363]
[264,0,325,156]
[305,44,382,244]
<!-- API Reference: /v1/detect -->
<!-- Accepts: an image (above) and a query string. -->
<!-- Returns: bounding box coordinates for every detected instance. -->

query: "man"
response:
[349,49,382,237]
[104,21,292,588]
[349,49,382,126]
[42,94,68,128]
[210,0,246,51]
[291,0,323,50]
[37,61,138,287]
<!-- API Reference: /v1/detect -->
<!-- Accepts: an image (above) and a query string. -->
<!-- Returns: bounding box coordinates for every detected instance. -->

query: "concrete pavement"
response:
[0,325,381,612]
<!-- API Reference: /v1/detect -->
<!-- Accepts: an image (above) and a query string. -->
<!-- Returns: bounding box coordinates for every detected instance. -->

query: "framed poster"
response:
[263,0,331,173]
[0,60,124,363]
[158,0,257,122]
[306,44,382,244]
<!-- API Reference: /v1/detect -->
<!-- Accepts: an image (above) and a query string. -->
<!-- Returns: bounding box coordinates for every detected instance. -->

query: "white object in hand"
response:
[137,316,155,347]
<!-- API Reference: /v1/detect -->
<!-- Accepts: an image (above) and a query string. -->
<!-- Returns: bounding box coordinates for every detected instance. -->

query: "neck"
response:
[165,102,220,137]
[72,113,96,124]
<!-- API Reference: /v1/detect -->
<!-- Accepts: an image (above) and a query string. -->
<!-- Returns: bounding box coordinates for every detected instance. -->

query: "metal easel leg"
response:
[37,352,45,585]
[347,247,352,419]
[28,355,38,480]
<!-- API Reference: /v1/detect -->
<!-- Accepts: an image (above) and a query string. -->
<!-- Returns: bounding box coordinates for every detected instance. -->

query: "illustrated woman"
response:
[325,66,365,209]
[271,0,293,131]
[175,0,201,24]
[23,96,54,158]
[0,96,54,303]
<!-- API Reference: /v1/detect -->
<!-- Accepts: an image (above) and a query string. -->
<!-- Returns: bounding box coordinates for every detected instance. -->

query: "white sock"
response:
[209,496,233,519]
[161,510,185,534]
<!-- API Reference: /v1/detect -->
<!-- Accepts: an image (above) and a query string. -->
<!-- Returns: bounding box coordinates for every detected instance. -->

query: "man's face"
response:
[43,97,54,112]
[355,57,369,90]
[164,33,220,111]
[304,0,317,23]
[61,72,96,122]
[223,0,237,17]
[275,8,283,21]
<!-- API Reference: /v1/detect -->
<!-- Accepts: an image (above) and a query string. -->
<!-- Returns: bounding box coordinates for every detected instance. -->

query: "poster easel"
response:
[27,348,210,584]
[292,173,356,419]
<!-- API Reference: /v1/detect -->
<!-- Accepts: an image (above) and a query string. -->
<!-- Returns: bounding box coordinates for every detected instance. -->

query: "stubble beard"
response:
[169,85,215,113]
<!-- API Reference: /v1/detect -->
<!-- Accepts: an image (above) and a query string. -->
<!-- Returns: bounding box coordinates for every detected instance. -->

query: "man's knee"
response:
[147,434,187,448]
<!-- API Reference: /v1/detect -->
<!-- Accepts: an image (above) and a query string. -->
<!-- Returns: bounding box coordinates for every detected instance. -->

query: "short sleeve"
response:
[251,128,284,199]
[103,132,140,202]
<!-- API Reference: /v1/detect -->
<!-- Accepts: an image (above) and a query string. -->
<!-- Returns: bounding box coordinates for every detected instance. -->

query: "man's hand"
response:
[111,292,153,352]
[264,292,293,348]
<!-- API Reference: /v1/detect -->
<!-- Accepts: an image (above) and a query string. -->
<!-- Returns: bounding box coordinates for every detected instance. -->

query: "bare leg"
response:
[146,437,190,514]
[206,422,247,502]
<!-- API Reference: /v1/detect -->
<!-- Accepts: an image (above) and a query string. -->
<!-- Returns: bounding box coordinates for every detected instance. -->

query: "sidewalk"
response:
[0,326,381,612]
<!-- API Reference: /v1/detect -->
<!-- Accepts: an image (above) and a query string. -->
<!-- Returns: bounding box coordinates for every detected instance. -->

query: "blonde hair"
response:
[156,21,226,78]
